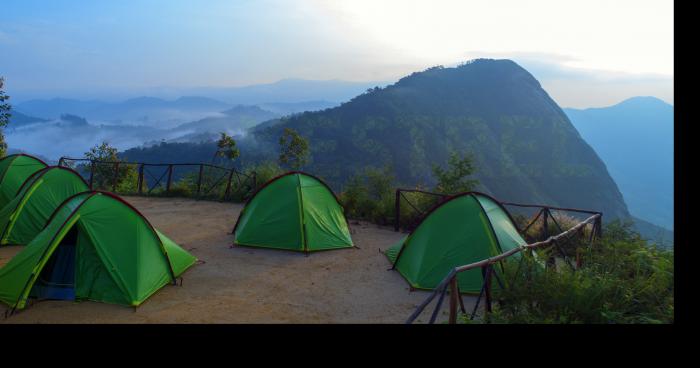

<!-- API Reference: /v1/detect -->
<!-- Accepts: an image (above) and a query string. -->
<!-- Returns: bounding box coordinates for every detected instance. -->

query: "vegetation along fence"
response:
[58,157,257,202]
[404,212,602,324]
[394,188,604,324]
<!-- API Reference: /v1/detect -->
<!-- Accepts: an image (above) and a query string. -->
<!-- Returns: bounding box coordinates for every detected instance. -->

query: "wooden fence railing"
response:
[394,188,603,240]
[405,213,602,324]
[58,157,256,202]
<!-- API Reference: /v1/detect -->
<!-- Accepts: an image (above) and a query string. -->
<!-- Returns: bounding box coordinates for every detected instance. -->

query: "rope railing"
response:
[58,157,257,202]
[405,213,602,324]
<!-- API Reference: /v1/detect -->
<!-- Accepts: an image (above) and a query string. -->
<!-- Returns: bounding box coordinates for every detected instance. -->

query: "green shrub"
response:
[247,161,284,188]
[338,166,396,225]
[461,220,673,324]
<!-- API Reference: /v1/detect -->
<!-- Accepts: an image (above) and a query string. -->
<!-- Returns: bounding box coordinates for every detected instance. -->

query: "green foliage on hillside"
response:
[338,166,396,225]
[278,127,309,170]
[215,132,240,164]
[254,59,630,220]
[432,151,479,194]
[0,77,11,157]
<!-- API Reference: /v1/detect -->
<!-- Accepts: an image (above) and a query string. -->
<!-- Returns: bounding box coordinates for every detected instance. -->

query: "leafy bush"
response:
[338,166,397,225]
[432,151,478,194]
[247,160,284,188]
[522,211,595,258]
[461,221,674,324]
[74,142,139,193]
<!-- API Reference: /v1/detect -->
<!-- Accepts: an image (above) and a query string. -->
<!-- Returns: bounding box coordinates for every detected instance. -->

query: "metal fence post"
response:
[483,265,493,317]
[138,164,144,195]
[166,164,173,193]
[196,164,204,197]
[88,161,95,190]
[395,189,401,232]
[223,169,234,201]
[112,162,120,193]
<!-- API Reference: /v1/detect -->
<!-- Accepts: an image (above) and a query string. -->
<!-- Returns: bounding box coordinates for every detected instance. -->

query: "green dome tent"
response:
[0,154,48,208]
[0,191,196,311]
[232,171,353,253]
[0,166,89,246]
[386,192,527,293]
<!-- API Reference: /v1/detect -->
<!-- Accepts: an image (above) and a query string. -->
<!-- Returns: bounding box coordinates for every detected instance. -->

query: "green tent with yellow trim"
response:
[386,192,526,293]
[0,166,89,246]
[0,154,48,208]
[0,191,196,311]
[232,171,353,252]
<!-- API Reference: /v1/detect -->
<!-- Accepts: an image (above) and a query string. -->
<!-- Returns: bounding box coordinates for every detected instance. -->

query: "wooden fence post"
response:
[196,164,204,197]
[449,276,459,324]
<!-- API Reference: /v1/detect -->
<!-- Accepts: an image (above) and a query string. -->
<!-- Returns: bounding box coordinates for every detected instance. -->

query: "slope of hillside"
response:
[254,59,630,220]
[172,105,279,136]
[6,109,48,128]
[565,97,673,230]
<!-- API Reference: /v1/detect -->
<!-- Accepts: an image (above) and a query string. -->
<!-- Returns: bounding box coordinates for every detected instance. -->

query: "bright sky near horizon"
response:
[0,0,673,107]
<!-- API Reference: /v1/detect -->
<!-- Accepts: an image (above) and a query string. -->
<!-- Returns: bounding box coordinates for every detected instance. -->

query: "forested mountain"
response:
[565,97,673,230]
[254,59,630,220]
[121,59,676,246]
[6,109,48,128]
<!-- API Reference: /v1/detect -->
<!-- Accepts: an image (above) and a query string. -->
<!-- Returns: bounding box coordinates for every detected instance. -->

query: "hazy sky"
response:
[1,0,673,107]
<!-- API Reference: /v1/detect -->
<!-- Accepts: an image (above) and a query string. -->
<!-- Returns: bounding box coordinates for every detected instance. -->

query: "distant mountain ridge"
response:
[6,109,48,128]
[565,96,673,230]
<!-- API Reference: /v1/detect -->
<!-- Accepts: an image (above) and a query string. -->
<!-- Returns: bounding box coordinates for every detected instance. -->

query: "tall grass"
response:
[461,220,674,324]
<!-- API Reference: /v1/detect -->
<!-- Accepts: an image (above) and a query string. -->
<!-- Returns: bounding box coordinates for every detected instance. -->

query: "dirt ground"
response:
[0,196,475,324]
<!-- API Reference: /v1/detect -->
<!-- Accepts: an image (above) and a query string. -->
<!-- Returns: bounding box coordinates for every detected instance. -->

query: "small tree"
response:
[0,77,11,157]
[278,127,309,170]
[432,151,479,194]
[214,132,240,166]
[82,141,137,192]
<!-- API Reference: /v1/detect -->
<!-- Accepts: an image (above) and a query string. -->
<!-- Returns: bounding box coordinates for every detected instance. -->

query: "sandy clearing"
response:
[0,196,475,324]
